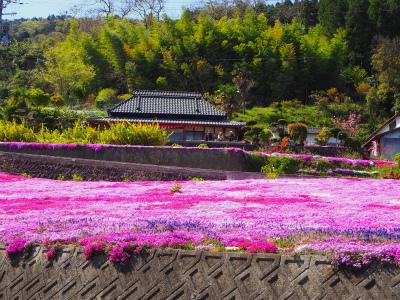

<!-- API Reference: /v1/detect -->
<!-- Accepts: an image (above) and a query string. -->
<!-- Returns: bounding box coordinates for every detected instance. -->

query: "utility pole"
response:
[0,0,24,45]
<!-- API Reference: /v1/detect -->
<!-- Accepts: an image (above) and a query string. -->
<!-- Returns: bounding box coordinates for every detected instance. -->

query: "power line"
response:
[0,0,25,45]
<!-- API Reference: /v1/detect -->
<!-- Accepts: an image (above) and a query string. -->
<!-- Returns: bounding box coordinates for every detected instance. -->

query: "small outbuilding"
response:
[363,114,400,160]
[270,126,341,145]
[89,90,245,143]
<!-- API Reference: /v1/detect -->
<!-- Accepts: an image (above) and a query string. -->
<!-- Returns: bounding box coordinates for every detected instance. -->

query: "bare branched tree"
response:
[233,72,255,115]
[77,0,165,21]
[95,0,115,16]
[130,0,165,20]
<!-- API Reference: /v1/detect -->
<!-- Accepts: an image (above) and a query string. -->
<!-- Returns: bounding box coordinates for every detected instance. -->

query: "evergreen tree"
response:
[300,0,318,30]
[368,0,400,38]
[318,0,347,35]
[345,0,374,66]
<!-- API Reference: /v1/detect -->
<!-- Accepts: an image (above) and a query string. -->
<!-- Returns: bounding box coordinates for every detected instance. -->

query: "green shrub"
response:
[171,143,183,147]
[99,122,169,146]
[197,143,209,148]
[310,158,331,172]
[288,123,308,145]
[171,183,182,193]
[20,172,32,178]
[259,128,272,145]
[264,156,302,174]
[380,165,400,179]
[95,88,117,110]
[0,120,168,146]
[244,127,262,144]
[261,164,280,179]
[191,177,204,181]
[393,153,400,165]
[27,88,51,107]
[245,154,268,172]
[72,174,83,181]
[0,121,36,142]
[315,127,331,146]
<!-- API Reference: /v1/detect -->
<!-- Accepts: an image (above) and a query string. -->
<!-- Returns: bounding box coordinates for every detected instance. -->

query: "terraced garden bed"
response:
[1,172,400,269]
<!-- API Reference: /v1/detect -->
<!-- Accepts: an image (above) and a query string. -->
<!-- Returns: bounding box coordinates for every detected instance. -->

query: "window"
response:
[185,131,204,141]
[169,131,183,142]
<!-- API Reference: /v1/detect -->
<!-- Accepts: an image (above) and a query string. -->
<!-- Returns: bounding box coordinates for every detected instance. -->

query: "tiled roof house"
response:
[89,90,245,142]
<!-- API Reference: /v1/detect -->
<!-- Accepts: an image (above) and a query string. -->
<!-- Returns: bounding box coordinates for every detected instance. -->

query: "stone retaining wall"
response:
[0,152,229,181]
[0,151,263,181]
[0,143,249,172]
[0,246,398,299]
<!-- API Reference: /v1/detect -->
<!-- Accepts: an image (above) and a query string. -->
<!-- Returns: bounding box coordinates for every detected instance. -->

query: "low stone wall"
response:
[0,246,398,299]
[0,143,249,172]
[0,152,230,181]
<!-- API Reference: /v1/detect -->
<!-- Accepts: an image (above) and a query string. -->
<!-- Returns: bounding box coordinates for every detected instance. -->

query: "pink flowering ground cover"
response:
[1,172,400,266]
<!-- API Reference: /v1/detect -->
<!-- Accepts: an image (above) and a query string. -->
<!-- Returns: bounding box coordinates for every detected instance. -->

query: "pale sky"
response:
[4,0,198,19]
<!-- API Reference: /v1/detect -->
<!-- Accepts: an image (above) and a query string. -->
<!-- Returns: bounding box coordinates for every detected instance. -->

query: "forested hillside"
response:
[1,0,400,144]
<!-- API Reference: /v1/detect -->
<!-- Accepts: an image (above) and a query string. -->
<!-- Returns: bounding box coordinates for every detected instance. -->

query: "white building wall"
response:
[377,116,400,135]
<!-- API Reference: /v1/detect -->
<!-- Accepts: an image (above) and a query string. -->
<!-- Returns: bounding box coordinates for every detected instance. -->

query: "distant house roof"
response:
[362,114,400,148]
[109,90,226,121]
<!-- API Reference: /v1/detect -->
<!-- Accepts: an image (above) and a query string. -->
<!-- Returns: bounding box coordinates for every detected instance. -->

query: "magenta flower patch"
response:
[1,172,400,267]
[6,238,27,256]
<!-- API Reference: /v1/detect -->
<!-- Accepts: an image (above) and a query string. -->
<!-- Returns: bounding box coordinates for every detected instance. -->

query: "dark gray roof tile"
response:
[109,90,225,118]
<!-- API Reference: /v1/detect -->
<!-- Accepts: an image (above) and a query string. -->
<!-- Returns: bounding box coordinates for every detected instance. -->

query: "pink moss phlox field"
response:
[1,173,400,266]
[0,142,242,153]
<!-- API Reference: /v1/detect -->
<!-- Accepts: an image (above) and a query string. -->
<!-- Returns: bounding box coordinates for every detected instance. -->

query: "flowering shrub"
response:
[80,240,105,260]
[252,151,395,178]
[45,246,58,261]
[6,238,27,256]
[332,113,362,136]
[109,242,133,263]
[234,240,278,254]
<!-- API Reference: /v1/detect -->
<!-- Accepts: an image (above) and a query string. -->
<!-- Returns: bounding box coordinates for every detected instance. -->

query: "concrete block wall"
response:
[0,143,249,172]
[0,246,398,299]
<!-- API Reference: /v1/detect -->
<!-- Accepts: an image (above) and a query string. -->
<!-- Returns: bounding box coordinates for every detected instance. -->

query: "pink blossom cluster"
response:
[6,238,27,256]
[45,246,58,261]
[332,113,362,135]
[1,172,400,266]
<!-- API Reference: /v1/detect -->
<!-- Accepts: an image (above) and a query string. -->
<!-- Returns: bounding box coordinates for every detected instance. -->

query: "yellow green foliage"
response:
[0,121,169,146]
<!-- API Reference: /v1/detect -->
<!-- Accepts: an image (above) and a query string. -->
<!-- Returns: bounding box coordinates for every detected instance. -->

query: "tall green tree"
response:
[300,0,318,30]
[318,0,347,35]
[345,0,374,66]
[368,0,400,38]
